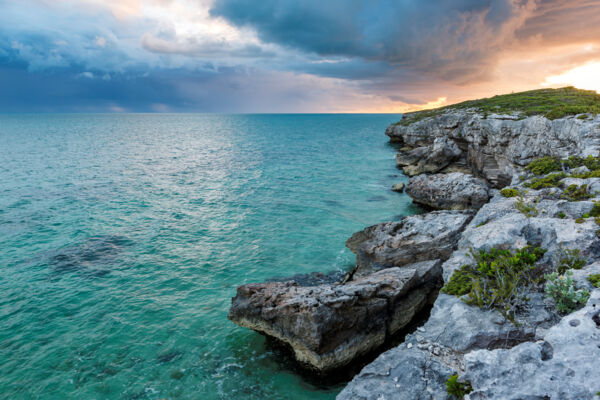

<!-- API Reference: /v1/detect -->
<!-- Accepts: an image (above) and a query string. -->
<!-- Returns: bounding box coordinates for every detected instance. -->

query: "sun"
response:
[544,62,600,93]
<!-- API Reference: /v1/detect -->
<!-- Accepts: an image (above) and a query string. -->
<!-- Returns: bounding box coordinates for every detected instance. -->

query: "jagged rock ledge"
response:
[228,210,474,372]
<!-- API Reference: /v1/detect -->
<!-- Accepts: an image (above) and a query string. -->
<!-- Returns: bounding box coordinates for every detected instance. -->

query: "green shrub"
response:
[556,247,586,274]
[446,374,473,398]
[515,197,538,217]
[590,202,600,217]
[520,154,600,180]
[545,271,590,313]
[443,246,546,321]
[557,211,566,219]
[441,265,473,296]
[563,155,600,171]
[588,274,600,288]
[396,87,600,126]
[577,114,589,120]
[587,169,600,178]
[561,184,591,201]
[500,188,518,197]
[525,156,562,175]
[595,216,600,225]
[576,217,585,224]
[523,172,566,189]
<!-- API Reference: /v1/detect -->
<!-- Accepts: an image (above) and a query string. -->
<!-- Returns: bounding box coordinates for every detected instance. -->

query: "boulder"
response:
[401,137,462,176]
[395,147,429,167]
[391,182,405,192]
[405,172,490,210]
[345,211,474,276]
[228,261,442,373]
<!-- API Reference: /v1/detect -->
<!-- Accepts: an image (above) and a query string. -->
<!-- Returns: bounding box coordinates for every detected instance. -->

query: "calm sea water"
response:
[0,114,419,399]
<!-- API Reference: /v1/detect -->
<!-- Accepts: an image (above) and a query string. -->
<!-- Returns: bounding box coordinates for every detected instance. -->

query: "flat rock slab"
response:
[337,344,453,400]
[465,290,600,399]
[346,210,473,276]
[406,172,490,210]
[228,261,442,372]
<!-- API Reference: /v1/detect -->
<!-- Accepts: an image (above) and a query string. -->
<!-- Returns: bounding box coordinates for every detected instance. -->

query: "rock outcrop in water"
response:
[229,90,600,398]
[228,261,442,372]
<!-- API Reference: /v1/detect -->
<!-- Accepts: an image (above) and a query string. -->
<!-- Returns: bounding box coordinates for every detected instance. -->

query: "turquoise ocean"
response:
[0,114,419,399]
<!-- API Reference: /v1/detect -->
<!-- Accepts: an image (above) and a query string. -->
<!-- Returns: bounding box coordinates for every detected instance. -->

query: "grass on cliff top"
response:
[396,86,600,126]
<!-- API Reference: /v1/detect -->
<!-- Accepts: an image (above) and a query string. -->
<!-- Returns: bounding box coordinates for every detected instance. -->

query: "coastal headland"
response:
[230,87,600,399]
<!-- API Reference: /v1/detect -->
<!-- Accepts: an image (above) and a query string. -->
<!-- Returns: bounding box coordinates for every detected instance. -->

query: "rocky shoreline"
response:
[229,107,600,399]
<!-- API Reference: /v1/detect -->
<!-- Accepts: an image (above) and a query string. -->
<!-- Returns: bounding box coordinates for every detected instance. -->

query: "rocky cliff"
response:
[229,91,600,399]
[339,110,600,399]
[387,111,600,187]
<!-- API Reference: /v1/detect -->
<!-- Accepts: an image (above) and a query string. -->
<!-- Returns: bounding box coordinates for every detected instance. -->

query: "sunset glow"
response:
[544,62,600,93]
[3,1,600,112]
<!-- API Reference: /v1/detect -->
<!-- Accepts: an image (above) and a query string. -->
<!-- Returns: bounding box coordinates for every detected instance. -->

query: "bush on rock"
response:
[442,246,546,322]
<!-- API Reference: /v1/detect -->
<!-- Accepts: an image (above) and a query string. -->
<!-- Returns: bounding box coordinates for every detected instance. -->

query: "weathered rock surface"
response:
[391,182,405,192]
[338,291,558,400]
[464,289,600,400]
[386,112,600,187]
[399,137,462,176]
[337,343,453,400]
[345,210,473,276]
[405,172,490,210]
[339,168,600,398]
[228,261,442,372]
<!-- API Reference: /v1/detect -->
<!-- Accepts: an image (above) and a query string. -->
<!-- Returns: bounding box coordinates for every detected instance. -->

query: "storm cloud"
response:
[210,0,537,81]
[1,0,600,112]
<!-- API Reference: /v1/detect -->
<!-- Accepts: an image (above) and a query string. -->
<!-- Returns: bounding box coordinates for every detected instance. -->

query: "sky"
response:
[1,0,600,112]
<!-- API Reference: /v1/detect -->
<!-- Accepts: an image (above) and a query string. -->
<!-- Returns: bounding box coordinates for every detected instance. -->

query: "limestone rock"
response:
[386,113,600,187]
[464,290,600,400]
[395,146,429,167]
[391,182,405,192]
[405,172,490,210]
[418,293,556,353]
[228,262,442,372]
[345,211,473,276]
[337,344,452,400]
[401,137,462,176]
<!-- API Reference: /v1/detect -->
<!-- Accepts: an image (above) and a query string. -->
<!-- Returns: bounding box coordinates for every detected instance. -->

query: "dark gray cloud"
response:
[210,0,537,81]
[2,0,600,112]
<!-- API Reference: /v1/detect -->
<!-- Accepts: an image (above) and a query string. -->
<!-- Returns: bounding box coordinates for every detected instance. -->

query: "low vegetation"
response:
[442,246,546,322]
[500,188,518,198]
[525,154,600,179]
[397,87,600,126]
[515,197,538,217]
[556,247,586,274]
[446,374,473,398]
[525,156,563,176]
[545,271,590,313]
[560,184,591,201]
[523,172,566,189]
[587,274,600,288]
